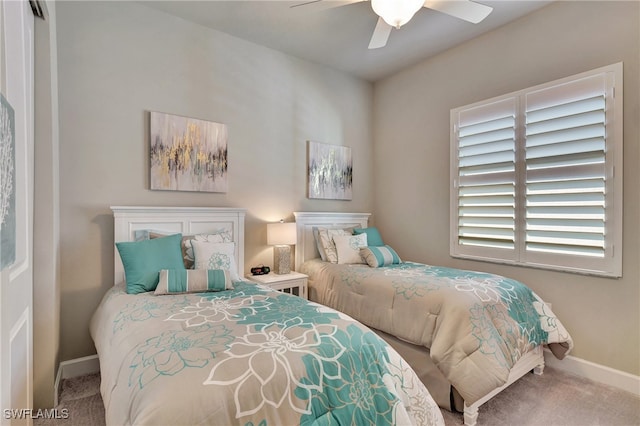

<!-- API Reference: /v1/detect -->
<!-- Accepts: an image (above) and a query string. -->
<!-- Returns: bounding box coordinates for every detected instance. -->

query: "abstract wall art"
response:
[307,141,352,200]
[150,111,228,193]
[0,92,16,270]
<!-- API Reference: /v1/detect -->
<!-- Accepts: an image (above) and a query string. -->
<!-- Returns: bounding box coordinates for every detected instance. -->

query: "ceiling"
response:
[142,0,553,82]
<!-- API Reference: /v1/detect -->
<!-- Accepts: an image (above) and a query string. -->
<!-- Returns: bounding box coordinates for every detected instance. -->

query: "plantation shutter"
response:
[454,97,517,253]
[525,74,608,259]
[451,63,621,277]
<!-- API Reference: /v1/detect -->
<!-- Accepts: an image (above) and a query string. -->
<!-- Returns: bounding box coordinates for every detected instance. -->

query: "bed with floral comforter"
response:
[90,281,444,426]
[300,259,573,407]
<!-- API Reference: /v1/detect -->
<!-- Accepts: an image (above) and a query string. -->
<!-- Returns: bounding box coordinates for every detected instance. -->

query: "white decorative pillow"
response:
[191,241,240,282]
[332,233,367,264]
[180,231,233,269]
[317,228,351,263]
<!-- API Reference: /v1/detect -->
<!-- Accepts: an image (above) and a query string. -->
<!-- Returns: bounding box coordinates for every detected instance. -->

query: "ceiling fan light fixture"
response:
[371,0,424,29]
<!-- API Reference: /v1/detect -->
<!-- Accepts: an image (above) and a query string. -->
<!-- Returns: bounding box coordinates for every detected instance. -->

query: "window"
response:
[450,63,622,277]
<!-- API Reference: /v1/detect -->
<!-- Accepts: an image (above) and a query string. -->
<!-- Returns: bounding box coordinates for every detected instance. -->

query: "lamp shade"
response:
[371,0,424,28]
[267,222,297,246]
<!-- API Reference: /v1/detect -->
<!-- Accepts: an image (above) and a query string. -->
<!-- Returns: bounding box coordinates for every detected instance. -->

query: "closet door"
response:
[0,0,35,423]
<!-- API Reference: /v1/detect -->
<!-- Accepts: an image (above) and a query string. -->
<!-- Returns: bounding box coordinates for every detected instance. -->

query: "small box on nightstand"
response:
[247,271,308,299]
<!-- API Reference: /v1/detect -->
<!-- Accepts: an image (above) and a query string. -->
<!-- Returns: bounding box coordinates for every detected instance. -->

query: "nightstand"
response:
[247,271,308,299]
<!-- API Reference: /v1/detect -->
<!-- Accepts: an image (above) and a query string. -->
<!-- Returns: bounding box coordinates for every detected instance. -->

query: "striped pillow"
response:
[154,269,233,295]
[360,245,402,268]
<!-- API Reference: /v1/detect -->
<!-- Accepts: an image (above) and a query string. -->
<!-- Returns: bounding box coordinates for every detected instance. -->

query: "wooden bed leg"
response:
[533,362,545,375]
[463,403,479,426]
[458,348,544,425]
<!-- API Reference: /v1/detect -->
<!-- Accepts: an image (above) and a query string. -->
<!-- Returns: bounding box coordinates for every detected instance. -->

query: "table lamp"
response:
[267,220,296,274]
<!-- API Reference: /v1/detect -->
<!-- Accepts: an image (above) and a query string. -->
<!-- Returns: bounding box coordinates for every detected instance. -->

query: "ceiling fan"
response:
[292,0,493,49]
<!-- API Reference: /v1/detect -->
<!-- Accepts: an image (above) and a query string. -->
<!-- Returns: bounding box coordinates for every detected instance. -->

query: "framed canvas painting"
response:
[150,111,228,193]
[307,141,352,200]
[0,92,15,270]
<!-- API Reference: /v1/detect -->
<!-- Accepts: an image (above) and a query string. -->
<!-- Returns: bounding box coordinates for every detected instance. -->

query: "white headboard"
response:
[293,212,370,270]
[112,206,246,285]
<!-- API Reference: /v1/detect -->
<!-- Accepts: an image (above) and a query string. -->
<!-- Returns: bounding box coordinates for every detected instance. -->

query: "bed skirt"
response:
[372,328,465,412]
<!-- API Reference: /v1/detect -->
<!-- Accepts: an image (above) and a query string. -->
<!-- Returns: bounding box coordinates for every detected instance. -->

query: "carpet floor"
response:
[36,366,639,426]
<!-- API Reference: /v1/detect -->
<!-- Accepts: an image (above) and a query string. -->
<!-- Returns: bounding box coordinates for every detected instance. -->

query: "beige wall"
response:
[373,1,639,375]
[54,1,374,361]
[33,0,60,408]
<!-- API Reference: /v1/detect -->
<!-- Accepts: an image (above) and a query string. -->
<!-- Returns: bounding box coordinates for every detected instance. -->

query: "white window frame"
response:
[450,63,623,277]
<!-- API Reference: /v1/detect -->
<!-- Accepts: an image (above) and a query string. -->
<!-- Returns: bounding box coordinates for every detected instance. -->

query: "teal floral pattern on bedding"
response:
[298,324,397,425]
[112,295,189,332]
[204,317,348,418]
[129,323,234,389]
[90,281,443,426]
[301,258,574,406]
[309,261,552,349]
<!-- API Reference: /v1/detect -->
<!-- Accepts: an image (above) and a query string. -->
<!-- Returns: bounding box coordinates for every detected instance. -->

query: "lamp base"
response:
[273,245,292,274]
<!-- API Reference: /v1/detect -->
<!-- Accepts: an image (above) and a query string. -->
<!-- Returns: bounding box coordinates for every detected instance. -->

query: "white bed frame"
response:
[293,211,544,426]
[112,206,246,285]
[293,211,371,270]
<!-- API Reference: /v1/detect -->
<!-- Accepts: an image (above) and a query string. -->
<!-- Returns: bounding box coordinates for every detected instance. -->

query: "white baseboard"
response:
[54,355,100,406]
[544,349,640,397]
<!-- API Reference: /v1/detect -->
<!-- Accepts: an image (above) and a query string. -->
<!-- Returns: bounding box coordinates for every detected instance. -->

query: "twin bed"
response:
[293,212,573,426]
[90,206,444,426]
[90,206,572,426]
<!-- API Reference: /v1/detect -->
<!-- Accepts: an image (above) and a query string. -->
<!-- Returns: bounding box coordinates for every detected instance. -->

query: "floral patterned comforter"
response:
[90,281,444,426]
[300,260,573,406]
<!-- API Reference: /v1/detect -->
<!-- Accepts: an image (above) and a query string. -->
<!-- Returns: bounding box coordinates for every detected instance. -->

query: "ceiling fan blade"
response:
[290,0,363,11]
[368,17,392,49]
[423,0,493,24]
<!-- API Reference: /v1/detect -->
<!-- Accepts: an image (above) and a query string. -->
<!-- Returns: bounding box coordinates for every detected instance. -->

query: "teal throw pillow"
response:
[353,227,385,246]
[116,233,185,294]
